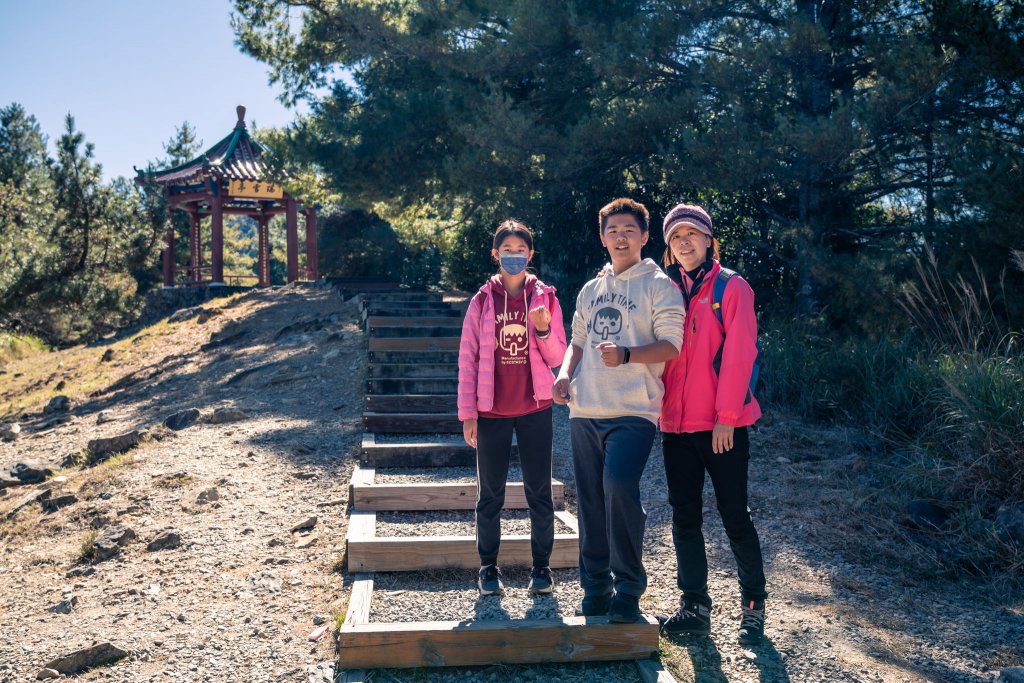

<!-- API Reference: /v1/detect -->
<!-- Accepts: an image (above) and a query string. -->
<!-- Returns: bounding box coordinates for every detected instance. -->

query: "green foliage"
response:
[0,105,165,345]
[317,207,441,288]
[0,331,48,365]
[233,0,1024,332]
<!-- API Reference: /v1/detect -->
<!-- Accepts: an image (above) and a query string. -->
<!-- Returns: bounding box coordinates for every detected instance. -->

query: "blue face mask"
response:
[499,254,528,276]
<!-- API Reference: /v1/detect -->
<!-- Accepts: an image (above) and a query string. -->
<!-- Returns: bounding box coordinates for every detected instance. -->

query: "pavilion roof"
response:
[136,106,274,186]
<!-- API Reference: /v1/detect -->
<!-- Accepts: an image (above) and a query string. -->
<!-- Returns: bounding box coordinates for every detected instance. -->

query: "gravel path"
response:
[0,285,1019,683]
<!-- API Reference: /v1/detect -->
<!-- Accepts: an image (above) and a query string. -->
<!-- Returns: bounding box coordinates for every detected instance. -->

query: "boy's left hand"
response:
[529,305,551,332]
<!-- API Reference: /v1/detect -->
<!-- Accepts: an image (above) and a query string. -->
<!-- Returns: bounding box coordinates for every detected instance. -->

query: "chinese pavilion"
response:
[135,105,317,287]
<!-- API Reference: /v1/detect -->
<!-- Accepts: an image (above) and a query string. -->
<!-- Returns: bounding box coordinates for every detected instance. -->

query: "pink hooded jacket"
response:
[458,275,567,421]
[661,261,761,433]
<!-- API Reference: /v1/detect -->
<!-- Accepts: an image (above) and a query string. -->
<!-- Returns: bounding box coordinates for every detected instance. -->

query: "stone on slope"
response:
[86,430,146,464]
[42,643,128,675]
[163,409,200,431]
[93,524,137,561]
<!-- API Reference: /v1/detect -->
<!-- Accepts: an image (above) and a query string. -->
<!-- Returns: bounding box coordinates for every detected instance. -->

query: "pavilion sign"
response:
[229,179,283,199]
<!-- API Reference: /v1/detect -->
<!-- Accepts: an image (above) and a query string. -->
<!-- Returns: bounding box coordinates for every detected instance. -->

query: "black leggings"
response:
[476,407,554,567]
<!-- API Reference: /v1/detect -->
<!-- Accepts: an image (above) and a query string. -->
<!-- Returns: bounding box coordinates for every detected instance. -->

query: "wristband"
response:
[535,327,550,338]
[622,347,630,364]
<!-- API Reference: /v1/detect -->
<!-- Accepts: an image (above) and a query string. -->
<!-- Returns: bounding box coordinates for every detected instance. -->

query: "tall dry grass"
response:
[761,247,1024,593]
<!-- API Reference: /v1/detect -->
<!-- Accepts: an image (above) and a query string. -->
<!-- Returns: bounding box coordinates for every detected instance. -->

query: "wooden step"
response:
[364,394,457,413]
[357,292,443,304]
[360,434,505,467]
[368,363,457,379]
[367,349,459,364]
[363,412,461,433]
[366,377,457,395]
[361,305,462,317]
[338,575,659,670]
[368,337,460,351]
[368,322,462,338]
[346,511,580,572]
[349,466,564,511]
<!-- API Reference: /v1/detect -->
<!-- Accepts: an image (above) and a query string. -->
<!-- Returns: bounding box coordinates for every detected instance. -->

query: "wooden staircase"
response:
[335,287,662,678]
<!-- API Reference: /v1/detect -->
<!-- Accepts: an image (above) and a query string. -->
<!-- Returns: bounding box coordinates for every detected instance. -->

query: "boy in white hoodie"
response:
[554,198,685,623]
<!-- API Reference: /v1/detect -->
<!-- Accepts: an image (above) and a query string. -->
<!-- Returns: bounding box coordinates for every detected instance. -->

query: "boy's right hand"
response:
[463,419,478,448]
[553,375,571,404]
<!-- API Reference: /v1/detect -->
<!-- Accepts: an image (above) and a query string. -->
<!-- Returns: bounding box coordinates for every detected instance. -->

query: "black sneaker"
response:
[575,592,612,616]
[477,564,504,596]
[528,566,554,594]
[607,592,641,623]
[738,600,765,645]
[660,595,711,637]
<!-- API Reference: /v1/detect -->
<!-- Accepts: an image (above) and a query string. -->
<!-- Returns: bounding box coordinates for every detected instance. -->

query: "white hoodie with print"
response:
[568,258,685,425]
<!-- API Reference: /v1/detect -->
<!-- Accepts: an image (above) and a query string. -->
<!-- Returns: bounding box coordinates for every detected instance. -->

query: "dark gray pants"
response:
[476,407,554,567]
[570,416,656,598]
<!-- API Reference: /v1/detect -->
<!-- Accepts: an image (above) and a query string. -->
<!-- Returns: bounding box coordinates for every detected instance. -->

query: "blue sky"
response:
[0,0,309,181]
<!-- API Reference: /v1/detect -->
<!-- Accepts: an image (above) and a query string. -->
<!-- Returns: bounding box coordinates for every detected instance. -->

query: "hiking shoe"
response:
[738,600,765,645]
[608,592,641,623]
[575,592,612,616]
[528,566,554,594]
[477,564,504,596]
[660,596,712,637]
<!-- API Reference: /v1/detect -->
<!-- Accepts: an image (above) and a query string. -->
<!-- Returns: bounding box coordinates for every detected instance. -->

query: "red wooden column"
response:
[189,211,201,283]
[304,208,318,281]
[257,215,270,287]
[211,192,224,285]
[285,196,299,283]
[162,214,175,287]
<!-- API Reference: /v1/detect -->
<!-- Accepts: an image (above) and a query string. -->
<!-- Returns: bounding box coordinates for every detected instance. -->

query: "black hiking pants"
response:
[662,427,767,605]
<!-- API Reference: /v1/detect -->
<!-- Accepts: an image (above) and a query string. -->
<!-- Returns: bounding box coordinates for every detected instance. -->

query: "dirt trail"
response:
[0,285,1018,682]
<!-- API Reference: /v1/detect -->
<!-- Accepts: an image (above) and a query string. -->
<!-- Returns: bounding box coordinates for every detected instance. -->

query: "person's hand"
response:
[597,342,625,367]
[712,423,734,454]
[553,374,571,404]
[463,419,478,448]
[529,305,551,333]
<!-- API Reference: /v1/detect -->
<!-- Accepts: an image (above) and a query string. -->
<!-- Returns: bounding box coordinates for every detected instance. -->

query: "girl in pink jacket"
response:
[457,220,567,597]
[656,203,768,647]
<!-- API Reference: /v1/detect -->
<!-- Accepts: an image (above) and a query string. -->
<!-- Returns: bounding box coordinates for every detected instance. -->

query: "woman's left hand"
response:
[712,423,734,454]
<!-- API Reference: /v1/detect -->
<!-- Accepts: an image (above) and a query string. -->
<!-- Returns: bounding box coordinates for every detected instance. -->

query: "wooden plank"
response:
[368,363,458,379]
[364,394,457,413]
[338,615,660,669]
[365,377,458,395]
[368,337,460,351]
[369,325,462,339]
[362,306,461,317]
[555,510,579,534]
[341,574,374,629]
[348,465,376,506]
[363,412,462,434]
[352,479,565,511]
[368,316,463,327]
[361,440,477,468]
[367,350,459,364]
[346,511,376,546]
[637,657,680,683]
[347,533,579,571]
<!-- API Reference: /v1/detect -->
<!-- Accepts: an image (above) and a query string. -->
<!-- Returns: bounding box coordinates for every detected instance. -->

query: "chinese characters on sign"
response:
[228,180,284,199]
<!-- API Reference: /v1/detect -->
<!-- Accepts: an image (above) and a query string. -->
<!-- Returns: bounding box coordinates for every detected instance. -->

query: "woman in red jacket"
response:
[657,203,768,646]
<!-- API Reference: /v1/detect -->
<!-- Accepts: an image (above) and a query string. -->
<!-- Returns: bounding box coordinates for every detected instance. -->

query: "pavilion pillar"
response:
[162,215,175,287]
[304,209,318,281]
[211,193,224,285]
[189,211,201,283]
[285,197,299,283]
[257,215,270,287]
